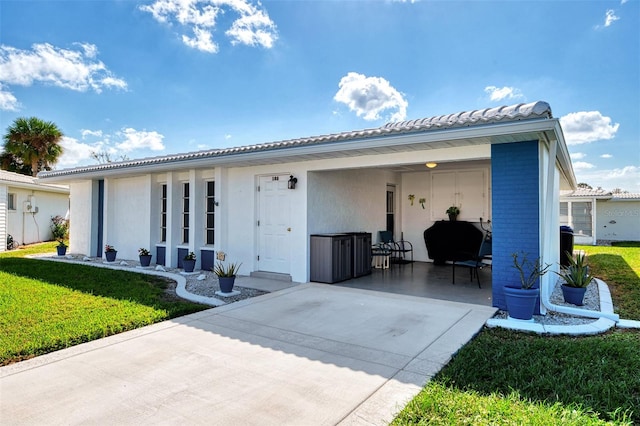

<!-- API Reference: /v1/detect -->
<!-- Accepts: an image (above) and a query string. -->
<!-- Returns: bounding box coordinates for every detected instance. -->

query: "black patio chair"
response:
[452,236,492,288]
[379,231,413,264]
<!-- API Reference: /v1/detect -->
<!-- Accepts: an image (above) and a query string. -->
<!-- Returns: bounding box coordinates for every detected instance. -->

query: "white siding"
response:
[596,199,640,242]
[0,184,7,252]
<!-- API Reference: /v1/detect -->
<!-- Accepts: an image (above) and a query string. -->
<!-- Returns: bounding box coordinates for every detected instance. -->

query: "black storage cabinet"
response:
[310,234,353,283]
[560,226,574,266]
[347,232,372,278]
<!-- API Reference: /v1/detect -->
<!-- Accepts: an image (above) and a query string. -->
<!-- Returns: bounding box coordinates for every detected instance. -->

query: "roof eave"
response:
[38,117,566,183]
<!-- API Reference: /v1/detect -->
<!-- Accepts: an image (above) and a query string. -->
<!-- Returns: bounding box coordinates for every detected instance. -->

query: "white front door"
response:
[257,175,291,274]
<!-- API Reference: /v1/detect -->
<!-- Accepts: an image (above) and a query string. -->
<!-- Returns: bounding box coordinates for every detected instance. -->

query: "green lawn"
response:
[0,242,208,365]
[393,244,640,425]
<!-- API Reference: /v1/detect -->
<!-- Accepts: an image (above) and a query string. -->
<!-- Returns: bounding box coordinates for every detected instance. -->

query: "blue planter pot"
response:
[504,286,539,320]
[57,246,67,256]
[105,251,117,262]
[183,259,196,273]
[561,285,587,306]
[139,255,152,267]
[218,276,236,293]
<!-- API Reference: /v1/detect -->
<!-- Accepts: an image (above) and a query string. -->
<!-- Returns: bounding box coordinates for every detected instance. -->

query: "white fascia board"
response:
[4,181,70,194]
[40,118,560,182]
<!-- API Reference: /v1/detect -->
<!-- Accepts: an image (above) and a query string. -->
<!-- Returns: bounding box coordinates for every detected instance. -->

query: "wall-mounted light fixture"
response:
[425,162,438,169]
[288,175,298,190]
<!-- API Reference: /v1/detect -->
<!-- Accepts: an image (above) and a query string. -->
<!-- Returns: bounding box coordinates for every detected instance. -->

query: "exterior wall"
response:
[104,175,152,261]
[5,186,69,246]
[491,141,541,310]
[308,169,398,238]
[0,184,6,252]
[69,181,95,255]
[596,199,640,241]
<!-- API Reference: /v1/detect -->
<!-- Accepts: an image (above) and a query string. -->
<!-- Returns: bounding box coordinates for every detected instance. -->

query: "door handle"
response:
[287,227,291,232]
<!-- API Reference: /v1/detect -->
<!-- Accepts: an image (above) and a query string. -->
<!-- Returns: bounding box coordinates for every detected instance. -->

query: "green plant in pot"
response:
[138,247,153,267]
[51,216,69,256]
[503,252,551,320]
[446,206,460,221]
[555,252,593,306]
[213,261,242,293]
[183,251,197,273]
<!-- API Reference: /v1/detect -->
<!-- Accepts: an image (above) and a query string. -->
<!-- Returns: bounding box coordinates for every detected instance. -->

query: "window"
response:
[182,182,189,243]
[571,202,592,237]
[160,185,167,242]
[7,193,16,211]
[205,181,215,245]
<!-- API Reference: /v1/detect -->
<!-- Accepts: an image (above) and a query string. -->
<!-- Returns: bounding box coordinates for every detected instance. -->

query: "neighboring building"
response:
[38,101,576,312]
[561,189,640,244]
[0,170,70,252]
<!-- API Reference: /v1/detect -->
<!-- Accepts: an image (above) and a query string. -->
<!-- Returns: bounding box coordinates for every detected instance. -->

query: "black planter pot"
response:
[105,251,117,262]
[183,259,196,273]
[561,284,587,306]
[218,276,236,293]
[448,214,457,222]
[57,245,67,256]
[504,286,539,320]
[139,255,152,267]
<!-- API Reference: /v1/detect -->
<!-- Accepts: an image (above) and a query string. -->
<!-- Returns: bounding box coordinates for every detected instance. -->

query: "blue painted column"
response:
[491,141,541,310]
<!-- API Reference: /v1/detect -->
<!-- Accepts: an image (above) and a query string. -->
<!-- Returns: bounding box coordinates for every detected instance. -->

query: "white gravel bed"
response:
[184,271,268,302]
[493,280,601,325]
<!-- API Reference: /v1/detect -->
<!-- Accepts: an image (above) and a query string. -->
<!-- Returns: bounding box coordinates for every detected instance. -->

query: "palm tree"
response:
[2,117,64,176]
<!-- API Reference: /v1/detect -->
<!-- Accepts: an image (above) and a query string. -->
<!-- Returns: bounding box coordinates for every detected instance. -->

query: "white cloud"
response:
[334,72,408,122]
[183,26,219,53]
[559,111,619,145]
[224,134,232,139]
[226,8,277,48]
[600,153,613,158]
[604,9,620,27]
[0,83,19,111]
[115,128,165,152]
[575,165,640,193]
[572,161,595,170]
[0,43,126,110]
[140,0,277,53]
[81,129,104,139]
[570,152,586,160]
[484,86,524,102]
[58,136,104,167]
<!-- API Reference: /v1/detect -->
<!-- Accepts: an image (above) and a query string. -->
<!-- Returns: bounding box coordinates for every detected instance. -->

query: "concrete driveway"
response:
[1,283,496,425]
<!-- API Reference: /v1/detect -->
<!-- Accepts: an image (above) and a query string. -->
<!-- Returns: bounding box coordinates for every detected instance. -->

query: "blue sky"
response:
[1,0,638,192]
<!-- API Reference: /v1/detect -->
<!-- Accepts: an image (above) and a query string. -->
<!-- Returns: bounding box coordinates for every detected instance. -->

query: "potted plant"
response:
[138,248,152,267]
[56,241,68,256]
[104,244,117,262]
[503,252,551,320]
[556,252,593,306]
[183,251,197,273]
[51,216,69,255]
[446,206,460,221]
[213,260,242,293]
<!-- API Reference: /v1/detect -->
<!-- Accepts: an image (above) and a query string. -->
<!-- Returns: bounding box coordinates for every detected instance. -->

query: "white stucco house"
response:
[38,101,579,313]
[0,170,70,252]
[560,189,640,245]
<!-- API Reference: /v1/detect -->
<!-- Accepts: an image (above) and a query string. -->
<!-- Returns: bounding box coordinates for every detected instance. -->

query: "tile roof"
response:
[0,169,38,184]
[39,101,554,179]
[0,169,69,191]
[561,189,640,200]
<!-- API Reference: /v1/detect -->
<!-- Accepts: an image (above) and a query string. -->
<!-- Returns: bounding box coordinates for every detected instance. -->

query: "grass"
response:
[393,244,640,425]
[0,242,208,365]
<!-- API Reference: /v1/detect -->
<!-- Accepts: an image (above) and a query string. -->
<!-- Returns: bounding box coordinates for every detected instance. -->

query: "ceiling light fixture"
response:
[425,162,438,169]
